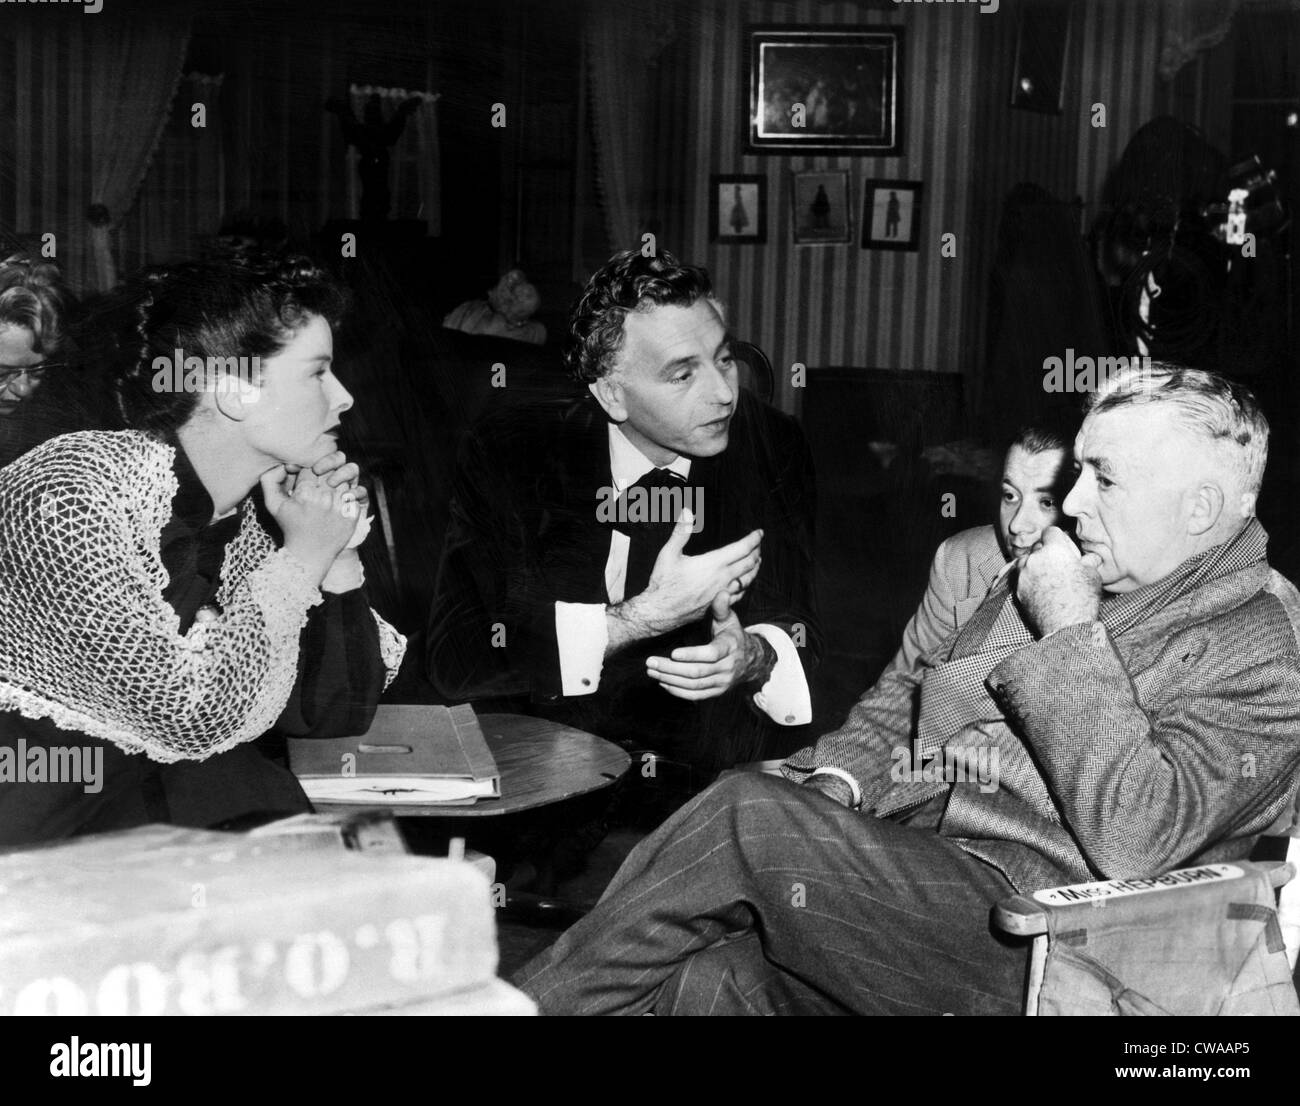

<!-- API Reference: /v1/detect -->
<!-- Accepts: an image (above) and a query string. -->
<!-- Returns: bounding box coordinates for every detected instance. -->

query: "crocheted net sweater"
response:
[0,430,405,763]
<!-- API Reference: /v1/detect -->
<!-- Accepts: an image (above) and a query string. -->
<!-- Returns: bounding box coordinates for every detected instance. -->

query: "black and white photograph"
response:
[791,169,852,245]
[710,174,766,244]
[862,178,922,250]
[0,0,1298,1058]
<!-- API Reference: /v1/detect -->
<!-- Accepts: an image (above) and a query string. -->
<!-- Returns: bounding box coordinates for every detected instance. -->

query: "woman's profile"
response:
[0,253,405,845]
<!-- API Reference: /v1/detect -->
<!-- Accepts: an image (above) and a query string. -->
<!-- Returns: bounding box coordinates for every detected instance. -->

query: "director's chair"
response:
[995,819,1300,1016]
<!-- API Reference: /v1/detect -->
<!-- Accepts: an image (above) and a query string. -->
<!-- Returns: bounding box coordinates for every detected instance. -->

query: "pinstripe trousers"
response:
[514,773,1030,1015]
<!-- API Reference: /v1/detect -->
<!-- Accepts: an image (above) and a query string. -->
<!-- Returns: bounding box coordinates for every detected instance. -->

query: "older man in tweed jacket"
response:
[516,365,1300,1016]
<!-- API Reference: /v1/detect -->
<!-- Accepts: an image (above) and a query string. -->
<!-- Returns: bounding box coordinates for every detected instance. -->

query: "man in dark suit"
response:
[516,363,1300,1014]
[427,250,821,775]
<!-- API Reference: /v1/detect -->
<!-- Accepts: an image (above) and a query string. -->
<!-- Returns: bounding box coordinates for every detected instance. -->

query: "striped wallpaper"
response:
[963,0,1166,411]
[1074,0,1163,217]
[655,0,982,411]
[0,17,98,292]
[644,0,1170,413]
[4,0,1177,389]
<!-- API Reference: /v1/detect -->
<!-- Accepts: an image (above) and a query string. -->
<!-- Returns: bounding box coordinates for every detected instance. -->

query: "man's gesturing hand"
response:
[629,510,762,636]
[1016,526,1103,638]
[646,590,769,700]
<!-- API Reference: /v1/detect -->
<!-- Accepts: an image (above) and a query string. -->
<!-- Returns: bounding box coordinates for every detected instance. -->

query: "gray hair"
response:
[1084,361,1269,507]
[0,253,68,355]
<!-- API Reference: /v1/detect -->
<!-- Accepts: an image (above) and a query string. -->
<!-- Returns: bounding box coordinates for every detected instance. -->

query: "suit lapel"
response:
[536,401,615,604]
[974,539,1008,593]
[686,395,758,553]
[685,451,724,555]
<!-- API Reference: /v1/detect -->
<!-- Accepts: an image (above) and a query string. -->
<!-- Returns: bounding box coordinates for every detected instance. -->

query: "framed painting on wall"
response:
[791,169,852,245]
[710,174,766,244]
[746,25,903,154]
[861,179,921,251]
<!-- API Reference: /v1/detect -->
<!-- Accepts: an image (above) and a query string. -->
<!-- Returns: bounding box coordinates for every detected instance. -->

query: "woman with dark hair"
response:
[0,254,405,845]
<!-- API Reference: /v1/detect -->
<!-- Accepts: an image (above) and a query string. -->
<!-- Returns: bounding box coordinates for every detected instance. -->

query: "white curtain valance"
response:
[584,2,677,253]
[349,84,438,103]
[343,85,441,234]
[85,6,194,291]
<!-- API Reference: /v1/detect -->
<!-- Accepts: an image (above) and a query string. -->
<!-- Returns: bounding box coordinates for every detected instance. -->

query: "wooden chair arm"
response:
[995,860,1294,938]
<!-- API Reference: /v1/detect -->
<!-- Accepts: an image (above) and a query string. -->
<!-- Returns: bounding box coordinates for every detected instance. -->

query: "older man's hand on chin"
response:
[1015,526,1104,638]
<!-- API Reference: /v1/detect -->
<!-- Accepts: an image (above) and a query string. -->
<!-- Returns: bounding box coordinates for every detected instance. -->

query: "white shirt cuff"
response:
[747,623,811,725]
[555,601,608,696]
[809,766,862,809]
[320,549,366,594]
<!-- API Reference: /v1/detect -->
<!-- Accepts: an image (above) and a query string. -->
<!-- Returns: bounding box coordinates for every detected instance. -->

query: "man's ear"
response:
[1186,480,1225,536]
[212,374,261,423]
[587,374,626,423]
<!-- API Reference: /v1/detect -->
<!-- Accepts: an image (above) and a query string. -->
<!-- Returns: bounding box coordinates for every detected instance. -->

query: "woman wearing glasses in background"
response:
[0,253,70,417]
[0,253,92,470]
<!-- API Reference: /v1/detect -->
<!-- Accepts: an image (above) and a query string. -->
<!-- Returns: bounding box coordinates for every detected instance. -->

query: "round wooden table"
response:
[310,712,631,818]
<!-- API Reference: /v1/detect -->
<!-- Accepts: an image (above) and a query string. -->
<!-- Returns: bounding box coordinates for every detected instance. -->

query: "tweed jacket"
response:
[786,522,1300,893]
[881,524,1006,683]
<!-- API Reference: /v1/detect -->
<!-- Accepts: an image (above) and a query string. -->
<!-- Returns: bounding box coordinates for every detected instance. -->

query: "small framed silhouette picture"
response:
[862,179,921,251]
[791,169,851,245]
[711,175,766,244]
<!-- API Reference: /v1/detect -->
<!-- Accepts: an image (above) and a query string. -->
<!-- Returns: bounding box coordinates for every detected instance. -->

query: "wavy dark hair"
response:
[1009,413,1079,457]
[564,249,716,384]
[111,252,349,438]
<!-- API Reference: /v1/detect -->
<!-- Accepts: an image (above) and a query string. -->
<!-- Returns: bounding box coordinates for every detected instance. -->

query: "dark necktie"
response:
[610,467,689,600]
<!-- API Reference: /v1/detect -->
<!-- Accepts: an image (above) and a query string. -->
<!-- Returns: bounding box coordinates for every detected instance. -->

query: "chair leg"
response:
[1024,934,1047,1016]
[372,473,400,590]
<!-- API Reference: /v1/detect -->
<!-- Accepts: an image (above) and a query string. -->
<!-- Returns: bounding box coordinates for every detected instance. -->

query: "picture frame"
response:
[746,25,903,155]
[710,174,766,244]
[791,169,852,246]
[1010,6,1070,115]
[861,179,922,251]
